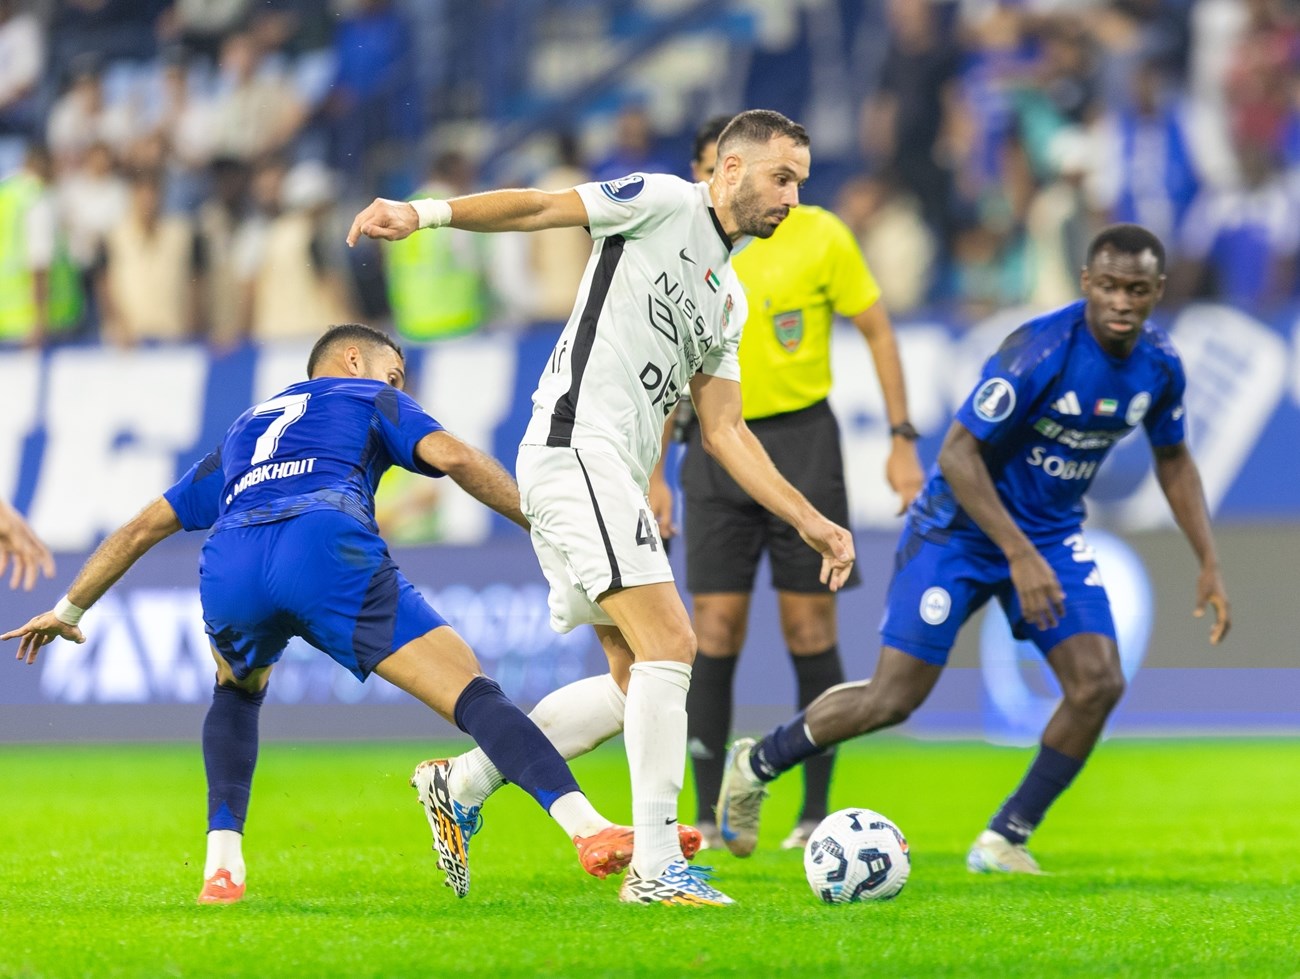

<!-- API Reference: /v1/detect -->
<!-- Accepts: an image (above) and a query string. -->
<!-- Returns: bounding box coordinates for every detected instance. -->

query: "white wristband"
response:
[410,198,453,229]
[53,595,85,626]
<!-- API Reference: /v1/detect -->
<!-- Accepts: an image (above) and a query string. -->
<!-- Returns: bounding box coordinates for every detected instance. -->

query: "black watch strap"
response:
[889,422,920,441]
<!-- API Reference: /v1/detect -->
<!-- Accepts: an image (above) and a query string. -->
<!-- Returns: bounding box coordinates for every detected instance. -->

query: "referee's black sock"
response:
[686,651,737,825]
[791,645,845,824]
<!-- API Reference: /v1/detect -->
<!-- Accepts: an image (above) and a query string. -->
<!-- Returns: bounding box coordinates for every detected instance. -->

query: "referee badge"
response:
[773,309,804,352]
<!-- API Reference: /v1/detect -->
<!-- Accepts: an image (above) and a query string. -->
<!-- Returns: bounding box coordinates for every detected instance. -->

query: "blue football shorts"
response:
[879,522,1116,666]
[198,508,447,681]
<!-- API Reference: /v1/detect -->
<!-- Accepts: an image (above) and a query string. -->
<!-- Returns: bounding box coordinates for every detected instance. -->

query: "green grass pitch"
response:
[2,737,1296,978]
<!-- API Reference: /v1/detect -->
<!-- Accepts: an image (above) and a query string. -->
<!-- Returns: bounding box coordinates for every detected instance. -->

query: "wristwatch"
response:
[889,422,920,441]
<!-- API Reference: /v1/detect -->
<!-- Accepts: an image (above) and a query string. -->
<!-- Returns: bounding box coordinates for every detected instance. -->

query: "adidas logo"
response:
[1051,391,1082,415]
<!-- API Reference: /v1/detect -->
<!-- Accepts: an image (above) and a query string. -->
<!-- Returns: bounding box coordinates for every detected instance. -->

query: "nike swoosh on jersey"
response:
[679,247,695,264]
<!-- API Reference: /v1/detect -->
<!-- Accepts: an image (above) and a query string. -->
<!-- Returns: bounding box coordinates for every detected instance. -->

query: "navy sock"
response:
[791,646,845,823]
[686,652,737,824]
[749,713,820,783]
[453,676,580,812]
[202,682,267,833]
[989,744,1084,844]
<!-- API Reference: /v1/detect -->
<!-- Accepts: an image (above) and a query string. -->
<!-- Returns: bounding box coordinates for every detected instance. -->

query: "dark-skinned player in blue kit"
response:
[715,224,1231,872]
[5,324,654,904]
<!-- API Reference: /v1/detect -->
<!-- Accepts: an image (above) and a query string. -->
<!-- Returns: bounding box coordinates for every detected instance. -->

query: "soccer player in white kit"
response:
[348,110,855,905]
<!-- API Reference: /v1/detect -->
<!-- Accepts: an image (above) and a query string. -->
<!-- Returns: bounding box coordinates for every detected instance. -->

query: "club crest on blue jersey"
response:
[600,174,646,202]
[1126,392,1151,426]
[974,378,1016,422]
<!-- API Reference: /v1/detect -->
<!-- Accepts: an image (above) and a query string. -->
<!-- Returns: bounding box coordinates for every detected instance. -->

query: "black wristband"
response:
[889,422,920,441]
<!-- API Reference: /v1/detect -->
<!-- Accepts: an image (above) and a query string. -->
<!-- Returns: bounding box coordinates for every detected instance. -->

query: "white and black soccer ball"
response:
[804,808,910,903]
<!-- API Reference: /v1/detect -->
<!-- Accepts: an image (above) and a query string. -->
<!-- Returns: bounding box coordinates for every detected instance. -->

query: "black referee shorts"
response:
[681,399,860,595]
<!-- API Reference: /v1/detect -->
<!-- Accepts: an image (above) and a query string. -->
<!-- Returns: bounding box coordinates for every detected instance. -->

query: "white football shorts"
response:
[516,443,673,633]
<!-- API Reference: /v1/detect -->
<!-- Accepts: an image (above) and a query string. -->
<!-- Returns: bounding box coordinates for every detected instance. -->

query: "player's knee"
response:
[1070,668,1125,715]
[655,622,697,664]
[692,611,744,656]
[781,618,835,655]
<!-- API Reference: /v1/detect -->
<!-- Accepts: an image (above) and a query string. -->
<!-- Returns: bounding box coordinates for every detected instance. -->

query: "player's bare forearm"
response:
[66,497,182,608]
[447,188,590,233]
[1153,443,1219,570]
[937,423,1032,559]
[691,372,854,588]
[853,303,911,429]
[417,432,528,530]
[939,422,1063,628]
[1154,443,1230,642]
[853,304,924,509]
[348,189,590,245]
[0,498,55,591]
[4,497,181,663]
[698,409,816,529]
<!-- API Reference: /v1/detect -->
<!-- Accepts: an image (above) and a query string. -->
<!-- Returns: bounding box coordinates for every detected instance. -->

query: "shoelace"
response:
[453,801,484,840]
[668,863,723,895]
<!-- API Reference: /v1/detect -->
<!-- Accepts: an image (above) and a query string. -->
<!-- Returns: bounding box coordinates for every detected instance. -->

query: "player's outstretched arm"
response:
[415,430,529,531]
[1152,442,1230,644]
[2,496,182,664]
[850,302,925,513]
[937,421,1065,631]
[690,373,855,591]
[0,497,55,592]
[347,188,591,245]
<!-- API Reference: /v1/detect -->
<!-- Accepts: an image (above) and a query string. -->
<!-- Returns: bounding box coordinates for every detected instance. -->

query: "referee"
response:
[651,117,925,849]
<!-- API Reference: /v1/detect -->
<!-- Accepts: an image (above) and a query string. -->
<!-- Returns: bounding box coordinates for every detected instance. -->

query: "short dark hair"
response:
[1087,223,1166,273]
[306,324,403,378]
[715,109,809,159]
[693,114,733,163]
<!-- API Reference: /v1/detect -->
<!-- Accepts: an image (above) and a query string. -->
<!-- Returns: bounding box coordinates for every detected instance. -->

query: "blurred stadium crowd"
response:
[0,0,1295,348]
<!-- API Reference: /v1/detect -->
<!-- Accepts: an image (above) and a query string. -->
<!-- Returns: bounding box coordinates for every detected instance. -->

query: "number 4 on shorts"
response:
[635,510,658,551]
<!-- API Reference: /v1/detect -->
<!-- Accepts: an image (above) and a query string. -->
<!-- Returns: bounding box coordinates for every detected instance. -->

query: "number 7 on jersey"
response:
[250,393,311,464]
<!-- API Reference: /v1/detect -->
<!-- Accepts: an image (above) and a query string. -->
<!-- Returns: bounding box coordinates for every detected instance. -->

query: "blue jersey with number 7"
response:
[163,378,444,534]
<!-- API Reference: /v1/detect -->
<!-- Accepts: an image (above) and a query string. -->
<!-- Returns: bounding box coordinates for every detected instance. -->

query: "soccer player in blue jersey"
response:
[715,224,1232,872]
[4,324,641,903]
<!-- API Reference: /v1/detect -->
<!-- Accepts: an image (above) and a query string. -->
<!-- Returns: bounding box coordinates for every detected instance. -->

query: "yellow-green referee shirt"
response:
[731,204,880,420]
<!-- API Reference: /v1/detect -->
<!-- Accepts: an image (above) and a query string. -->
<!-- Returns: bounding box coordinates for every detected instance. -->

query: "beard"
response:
[731,176,789,238]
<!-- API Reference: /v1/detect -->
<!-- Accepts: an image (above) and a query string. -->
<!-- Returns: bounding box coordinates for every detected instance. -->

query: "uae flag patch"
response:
[1094,398,1118,416]
[704,268,720,293]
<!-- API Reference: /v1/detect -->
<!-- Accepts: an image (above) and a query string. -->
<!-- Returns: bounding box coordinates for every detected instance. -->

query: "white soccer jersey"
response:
[521,173,748,487]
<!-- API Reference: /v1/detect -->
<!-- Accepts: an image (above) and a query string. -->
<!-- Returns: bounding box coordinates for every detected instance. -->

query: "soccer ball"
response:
[804,808,910,903]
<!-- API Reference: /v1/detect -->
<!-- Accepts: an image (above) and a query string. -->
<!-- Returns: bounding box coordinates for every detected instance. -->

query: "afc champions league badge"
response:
[599,174,646,202]
[973,378,1016,423]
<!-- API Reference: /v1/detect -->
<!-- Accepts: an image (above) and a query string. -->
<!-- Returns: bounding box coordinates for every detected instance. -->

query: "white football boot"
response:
[966,829,1044,875]
[716,738,768,857]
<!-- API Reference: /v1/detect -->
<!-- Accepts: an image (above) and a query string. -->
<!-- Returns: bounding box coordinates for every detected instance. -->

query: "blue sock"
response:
[453,676,580,812]
[202,682,267,833]
[989,744,1084,844]
[748,713,820,783]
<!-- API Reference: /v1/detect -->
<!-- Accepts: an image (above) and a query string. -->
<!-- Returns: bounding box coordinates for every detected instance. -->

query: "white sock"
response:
[548,791,612,839]
[204,829,245,884]
[449,674,627,807]
[625,660,691,879]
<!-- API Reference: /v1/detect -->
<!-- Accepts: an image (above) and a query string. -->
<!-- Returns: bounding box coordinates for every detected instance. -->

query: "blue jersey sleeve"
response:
[1143,350,1188,447]
[375,387,446,476]
[955,326,1064,446]
[163,447,223,531]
